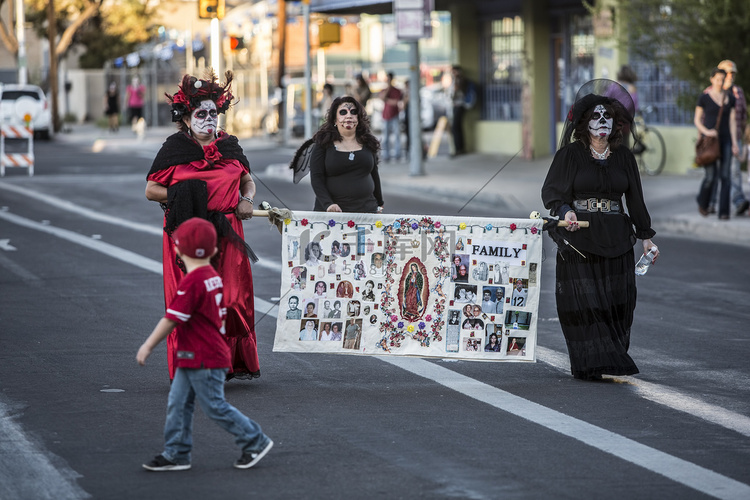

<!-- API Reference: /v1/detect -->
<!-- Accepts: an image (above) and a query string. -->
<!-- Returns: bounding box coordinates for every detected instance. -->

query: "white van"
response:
[0,84,53,139]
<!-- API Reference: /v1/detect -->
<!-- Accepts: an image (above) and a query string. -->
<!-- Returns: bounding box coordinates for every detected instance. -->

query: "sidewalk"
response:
[54,123,750,248]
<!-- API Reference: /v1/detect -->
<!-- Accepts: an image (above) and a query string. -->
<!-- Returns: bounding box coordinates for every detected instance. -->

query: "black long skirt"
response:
[555,248,639,380]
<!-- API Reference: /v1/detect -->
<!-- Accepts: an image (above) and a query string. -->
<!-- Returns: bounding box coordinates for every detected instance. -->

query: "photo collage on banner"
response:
[273,213,543,362]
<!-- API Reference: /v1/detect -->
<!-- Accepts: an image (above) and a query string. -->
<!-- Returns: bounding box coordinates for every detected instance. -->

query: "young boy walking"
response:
[137,217,273,471]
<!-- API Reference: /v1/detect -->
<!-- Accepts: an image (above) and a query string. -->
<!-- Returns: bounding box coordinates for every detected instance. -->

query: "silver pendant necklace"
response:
[590,144,609,160]
[348,152,355,161]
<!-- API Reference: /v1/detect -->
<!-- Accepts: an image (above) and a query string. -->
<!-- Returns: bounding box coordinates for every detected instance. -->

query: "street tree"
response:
[0,0,155,130]
[620,0,750,104]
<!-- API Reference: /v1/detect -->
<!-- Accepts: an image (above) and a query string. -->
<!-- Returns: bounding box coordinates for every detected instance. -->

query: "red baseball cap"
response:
[173,218,217,259]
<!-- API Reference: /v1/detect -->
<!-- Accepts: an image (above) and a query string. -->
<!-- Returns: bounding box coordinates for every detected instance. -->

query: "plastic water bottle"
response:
[635,246,658,276]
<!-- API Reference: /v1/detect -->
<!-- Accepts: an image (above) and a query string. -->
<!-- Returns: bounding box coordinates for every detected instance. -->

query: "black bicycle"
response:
[632,106,666,176]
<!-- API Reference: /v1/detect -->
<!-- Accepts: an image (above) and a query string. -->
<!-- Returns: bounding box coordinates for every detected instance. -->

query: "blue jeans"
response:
[697,139,732,218]
[709,137,748,208]
[382,117,401,160]
[162,367,268,465]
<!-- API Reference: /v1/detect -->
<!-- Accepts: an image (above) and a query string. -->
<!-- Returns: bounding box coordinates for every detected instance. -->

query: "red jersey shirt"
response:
[165,265,231,369]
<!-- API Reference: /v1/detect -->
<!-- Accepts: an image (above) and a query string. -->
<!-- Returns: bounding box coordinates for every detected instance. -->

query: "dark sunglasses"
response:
[195,109,218,119]
[338,107,359,116]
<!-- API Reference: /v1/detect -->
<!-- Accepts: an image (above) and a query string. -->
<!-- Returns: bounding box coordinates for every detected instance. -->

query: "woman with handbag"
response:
[695,67,740,219]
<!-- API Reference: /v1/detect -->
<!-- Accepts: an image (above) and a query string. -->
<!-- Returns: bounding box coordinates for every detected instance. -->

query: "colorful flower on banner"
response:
[328,219,336,227]
[425,314,432,322]
[284,218,291,225]
[376,221,383,228]
[397,321,405,329]
[434,221,441,229]
[510,223,517,232]
[485,224,493,231]
[531,226,538,235]
[411,222,419,230]
[347,220,356,228]
[301,218,309,226]
[393,221,401,229]
[406,324,415,333]
[459,222,467,230]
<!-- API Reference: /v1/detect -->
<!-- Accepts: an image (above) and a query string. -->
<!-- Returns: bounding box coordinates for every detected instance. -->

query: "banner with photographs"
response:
[272,212,543,362]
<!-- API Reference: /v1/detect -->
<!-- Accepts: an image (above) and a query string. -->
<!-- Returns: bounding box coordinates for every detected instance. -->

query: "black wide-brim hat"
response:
[559,79,636,150]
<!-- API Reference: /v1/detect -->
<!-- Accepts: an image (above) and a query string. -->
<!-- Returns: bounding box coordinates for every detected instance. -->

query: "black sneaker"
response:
[142,454,191,472]
[234,439,273,469]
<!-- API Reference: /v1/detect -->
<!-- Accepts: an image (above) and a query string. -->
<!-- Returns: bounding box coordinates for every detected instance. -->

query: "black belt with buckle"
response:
[573,198,621,213]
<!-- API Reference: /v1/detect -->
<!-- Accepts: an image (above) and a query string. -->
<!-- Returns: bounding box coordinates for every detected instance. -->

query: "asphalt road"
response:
[1,139,749,500]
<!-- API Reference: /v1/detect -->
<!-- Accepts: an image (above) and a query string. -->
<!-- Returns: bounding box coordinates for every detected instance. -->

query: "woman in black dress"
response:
[105,82,120,132]
[694,67,739,219]
[541,79,660,381]
[309,95,384,213]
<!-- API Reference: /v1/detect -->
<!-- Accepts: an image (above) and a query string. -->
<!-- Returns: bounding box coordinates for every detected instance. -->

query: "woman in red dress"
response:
[145,71,260,381]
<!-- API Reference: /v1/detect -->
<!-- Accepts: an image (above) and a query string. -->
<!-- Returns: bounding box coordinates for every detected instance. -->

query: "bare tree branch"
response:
[0,0,18,54]
[55,0,101,56]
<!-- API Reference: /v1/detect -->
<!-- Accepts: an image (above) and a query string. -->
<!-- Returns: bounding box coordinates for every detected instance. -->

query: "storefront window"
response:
[480,16,524,121]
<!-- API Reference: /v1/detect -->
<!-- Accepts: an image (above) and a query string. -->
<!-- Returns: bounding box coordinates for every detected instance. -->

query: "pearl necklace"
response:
[590,144,609,160]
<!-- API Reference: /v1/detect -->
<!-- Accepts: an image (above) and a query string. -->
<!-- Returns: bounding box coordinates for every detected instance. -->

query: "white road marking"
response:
[536,346,750,438]
[381,356,750,500]
[0,401,90,500]
[0,238,17,251]
[3,201,750,498]
[0,182,282,273]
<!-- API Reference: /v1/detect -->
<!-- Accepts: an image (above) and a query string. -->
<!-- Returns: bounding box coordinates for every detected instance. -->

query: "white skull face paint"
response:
[190,100,218,136]
[588,104,613,139]
[336,103,358,131]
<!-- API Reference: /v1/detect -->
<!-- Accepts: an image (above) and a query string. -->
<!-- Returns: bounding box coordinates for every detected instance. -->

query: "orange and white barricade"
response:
[1,125,35,176]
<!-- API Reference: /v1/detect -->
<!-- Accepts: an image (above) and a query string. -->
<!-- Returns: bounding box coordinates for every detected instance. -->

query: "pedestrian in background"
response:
[319,83,334,125]
[146,70,261,382]
[705,60,749,216]
[137,217,273,472]
[542,79,659,381]
[104,82,120,133]
[126,76,146,131]
[353,74,372,108]
[379,72,403,162]
[616,65,639,112]
[695,67,740,219]
[449,65,467,157]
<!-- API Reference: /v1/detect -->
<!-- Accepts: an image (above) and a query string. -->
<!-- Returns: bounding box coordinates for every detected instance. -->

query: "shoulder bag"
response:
[695,95,724,166]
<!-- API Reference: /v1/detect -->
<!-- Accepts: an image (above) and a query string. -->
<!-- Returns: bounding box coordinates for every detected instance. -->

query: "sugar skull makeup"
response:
[190,100,218,135]
[588,104,613,139]
[336,103,358,130]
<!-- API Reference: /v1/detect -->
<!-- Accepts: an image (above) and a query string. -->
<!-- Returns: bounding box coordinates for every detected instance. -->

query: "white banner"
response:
[272,212,543,362]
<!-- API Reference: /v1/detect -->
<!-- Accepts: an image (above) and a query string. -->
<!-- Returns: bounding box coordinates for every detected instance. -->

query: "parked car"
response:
[0,84,53,139]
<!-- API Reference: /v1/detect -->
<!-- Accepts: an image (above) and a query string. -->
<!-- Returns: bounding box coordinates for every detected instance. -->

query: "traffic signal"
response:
[198,0,224,19]
[229,36,245,51]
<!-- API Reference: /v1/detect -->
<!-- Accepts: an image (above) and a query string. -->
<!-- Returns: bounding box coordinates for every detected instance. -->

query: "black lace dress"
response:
[542,141,656,379]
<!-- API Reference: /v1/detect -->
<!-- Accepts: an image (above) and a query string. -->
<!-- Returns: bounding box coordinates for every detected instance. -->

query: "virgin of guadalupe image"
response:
[399,258,429,322]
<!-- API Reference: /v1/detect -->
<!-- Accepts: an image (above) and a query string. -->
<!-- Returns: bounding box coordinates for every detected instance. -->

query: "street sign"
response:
[394,0,433,40]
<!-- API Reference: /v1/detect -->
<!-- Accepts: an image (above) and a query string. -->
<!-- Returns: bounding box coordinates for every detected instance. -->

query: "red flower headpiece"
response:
[165,69,235,122]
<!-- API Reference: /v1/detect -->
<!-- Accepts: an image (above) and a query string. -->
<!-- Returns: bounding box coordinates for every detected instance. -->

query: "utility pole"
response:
[303,0,312,138]
[47,0,59,133]
[277,0,286,143]
[16,0,27,84]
